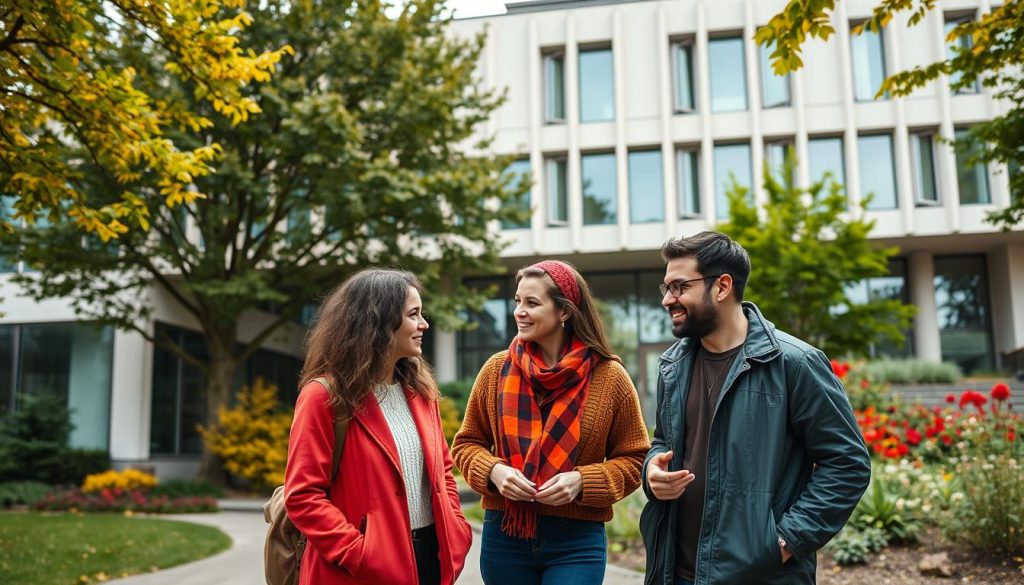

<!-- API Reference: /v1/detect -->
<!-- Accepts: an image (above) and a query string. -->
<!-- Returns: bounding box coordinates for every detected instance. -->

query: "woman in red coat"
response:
[284,268,472,585]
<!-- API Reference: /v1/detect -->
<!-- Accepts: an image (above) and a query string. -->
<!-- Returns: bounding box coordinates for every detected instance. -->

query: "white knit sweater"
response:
[374,382,434,530]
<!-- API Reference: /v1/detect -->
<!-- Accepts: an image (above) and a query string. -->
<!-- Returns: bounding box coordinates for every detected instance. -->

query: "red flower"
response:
[991,382,1011,402]
[831,360,850,379]
[959,390,987,412]
[946,394,956,404]
[897,443,910,456]
[860,379,870,389]
[1008,429,1016,442]
[906,428,922,446]
[941,435,953,446]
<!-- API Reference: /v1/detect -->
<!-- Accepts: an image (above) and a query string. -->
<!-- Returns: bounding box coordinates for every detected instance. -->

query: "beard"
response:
[670,295,720,340]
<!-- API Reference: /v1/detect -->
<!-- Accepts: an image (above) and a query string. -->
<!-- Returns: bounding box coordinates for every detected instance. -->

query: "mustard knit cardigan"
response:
[451,351,651,523]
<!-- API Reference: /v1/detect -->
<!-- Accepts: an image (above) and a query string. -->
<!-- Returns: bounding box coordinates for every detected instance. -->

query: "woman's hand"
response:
[489,463,537,501]
[534,471,583,506]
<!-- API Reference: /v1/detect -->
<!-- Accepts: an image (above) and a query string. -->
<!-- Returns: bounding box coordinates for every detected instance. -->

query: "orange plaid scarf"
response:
[496,335,598,539]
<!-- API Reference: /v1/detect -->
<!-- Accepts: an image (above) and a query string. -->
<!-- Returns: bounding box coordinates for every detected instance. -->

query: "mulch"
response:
[609,528,1024,584]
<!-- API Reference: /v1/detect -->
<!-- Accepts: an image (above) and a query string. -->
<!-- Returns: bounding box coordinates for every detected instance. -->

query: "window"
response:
[713,143,752,219]
[628,150,664,223]
[934,255,994,373]
[760,41,790,107]
[502,160,532,229]
[676,148,701,218]
[858,134,898,210]
[709,37,748,112]
[911,133,940,204]
[543,51,566,123]
[0,323,113,449]
[945,16,979,93]
[546,157,568,225]
[808,137,846,189]
[457,277,516,379]
[672,41,696,113]
[842,258,913,358]
[581,152,617,225]
[764,140,794,185]
[150,324,209,456]
[579,48,615,122]
[955,128,990,204]
[850,25,887,101]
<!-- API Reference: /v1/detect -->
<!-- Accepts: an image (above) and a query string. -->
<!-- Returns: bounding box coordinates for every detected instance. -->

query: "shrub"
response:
[83,469,158,493]
[199,378,291,490]
[151,478,226,499]
[439,379,474,414]
[439,397,462,446]
[0,395,110,485]
[943,454,1024,555]
[827,525,889,565]
[0,481,52,507]
[851,479,922,544]
[860,359,962,385]
[35,487,219,514]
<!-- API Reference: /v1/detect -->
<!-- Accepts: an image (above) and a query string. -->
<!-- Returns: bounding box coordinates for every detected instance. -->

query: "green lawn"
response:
[0,512,232,585]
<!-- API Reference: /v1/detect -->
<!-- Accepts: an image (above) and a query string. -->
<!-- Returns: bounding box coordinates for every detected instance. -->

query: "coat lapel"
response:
[406,390,441,486]
[353,395,403,473]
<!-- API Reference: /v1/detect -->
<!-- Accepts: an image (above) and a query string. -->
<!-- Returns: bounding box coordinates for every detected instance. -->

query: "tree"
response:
[757,1,1024,229]
[4,0,529,480]
[1,0,290,239]
[717,154,915,357]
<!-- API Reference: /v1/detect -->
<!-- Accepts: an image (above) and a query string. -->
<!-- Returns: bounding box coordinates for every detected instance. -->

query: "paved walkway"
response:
[110,502,643,584]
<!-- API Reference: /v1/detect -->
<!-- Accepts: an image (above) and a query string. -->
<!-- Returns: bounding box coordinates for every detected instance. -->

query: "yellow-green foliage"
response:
[82,469,158,493]
[439,397,462,446]
[199,378,291,490]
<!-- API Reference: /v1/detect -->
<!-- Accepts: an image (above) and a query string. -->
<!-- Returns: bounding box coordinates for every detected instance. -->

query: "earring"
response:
[561,321,566,328]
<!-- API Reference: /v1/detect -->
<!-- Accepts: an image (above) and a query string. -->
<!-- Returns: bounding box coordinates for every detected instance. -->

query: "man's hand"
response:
[646,450,695,501]
[489,463,536,501]
[781,547,793,564]
[535,471,583,506]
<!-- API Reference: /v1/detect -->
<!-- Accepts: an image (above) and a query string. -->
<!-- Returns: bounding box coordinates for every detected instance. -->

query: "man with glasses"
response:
[639,231,870,585]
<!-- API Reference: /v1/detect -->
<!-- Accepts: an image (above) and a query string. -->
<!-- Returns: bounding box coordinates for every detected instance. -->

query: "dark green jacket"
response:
[640,303,870,585]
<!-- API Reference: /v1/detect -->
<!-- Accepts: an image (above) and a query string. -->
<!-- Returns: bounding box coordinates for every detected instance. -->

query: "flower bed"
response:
[35,487,218,513]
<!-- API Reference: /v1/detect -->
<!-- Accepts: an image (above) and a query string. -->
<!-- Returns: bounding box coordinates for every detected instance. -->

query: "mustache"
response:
[667,303,684,312]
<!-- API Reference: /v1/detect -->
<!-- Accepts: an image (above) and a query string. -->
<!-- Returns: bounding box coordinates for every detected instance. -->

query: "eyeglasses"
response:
[658,275,720,298]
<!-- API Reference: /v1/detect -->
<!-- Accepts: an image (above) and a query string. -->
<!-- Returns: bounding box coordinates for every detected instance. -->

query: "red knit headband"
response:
[532,260,581,307]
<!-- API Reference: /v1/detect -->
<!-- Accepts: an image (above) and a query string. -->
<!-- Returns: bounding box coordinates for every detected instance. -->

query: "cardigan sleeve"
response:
[283,382,364,572]
[575,363,651,508]
[451,353,505,497]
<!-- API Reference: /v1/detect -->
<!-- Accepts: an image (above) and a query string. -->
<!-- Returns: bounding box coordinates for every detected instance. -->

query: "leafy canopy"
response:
[718,153,915,357]
[757,1,1024,229]
[1,0,291,240]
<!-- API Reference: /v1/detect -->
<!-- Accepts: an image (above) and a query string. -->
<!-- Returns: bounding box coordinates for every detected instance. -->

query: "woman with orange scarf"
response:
[452,260,651,585]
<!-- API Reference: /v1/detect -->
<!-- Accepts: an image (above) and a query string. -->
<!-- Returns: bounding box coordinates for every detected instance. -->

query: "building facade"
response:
[436,0,1024,418]
[1,0,1021,475]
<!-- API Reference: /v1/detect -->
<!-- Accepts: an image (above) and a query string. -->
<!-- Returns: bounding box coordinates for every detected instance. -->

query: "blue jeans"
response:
[480,509,607,585]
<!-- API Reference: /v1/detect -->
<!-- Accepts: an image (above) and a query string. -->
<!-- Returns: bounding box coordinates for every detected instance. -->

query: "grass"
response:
[0,512,232,585]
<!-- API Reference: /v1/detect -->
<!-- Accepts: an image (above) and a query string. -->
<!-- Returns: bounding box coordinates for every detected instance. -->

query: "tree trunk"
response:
[197,332,239,484]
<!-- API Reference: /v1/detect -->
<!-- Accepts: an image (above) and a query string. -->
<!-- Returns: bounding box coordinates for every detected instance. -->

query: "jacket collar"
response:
[658,301,783,365]
[353,387,440,478]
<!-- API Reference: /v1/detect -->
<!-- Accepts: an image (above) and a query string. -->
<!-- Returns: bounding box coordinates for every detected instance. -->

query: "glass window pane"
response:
[638,272,676,344]
[674,44,695,112]
[547,159,568,224]
[858,134,898,210]
[0,326,13,414]
[150,326,179,455]
[934,255,993,373]
[765,141,793,185]
[582,153,617,225]
[457,279,514,380]
[709,37,748,112]
[545,54,565,122]
[912,134,939,203]
[587,274,639,380]
[713,143,752,219]
[760,42,790,107]
[579,49,615,122]
[851,27,887,101]
[178,329,208,455]
[502,160,532,229]
[18,323,72,402]
[677,149,700,217]
[808,137,846,188]
[628,150,664,223]
[945,19,979,93]
[955,129,991,204]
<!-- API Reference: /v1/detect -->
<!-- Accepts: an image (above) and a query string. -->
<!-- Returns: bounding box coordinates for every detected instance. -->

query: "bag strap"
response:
[312,376,348,482]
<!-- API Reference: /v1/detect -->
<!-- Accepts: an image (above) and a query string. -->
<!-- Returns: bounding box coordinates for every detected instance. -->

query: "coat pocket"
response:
[639,501,666,585]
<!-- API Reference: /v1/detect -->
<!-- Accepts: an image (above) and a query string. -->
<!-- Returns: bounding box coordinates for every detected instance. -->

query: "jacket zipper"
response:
[692,359,750,584]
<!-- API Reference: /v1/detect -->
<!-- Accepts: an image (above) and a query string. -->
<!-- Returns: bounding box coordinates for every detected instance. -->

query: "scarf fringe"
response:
[501,501,537,540]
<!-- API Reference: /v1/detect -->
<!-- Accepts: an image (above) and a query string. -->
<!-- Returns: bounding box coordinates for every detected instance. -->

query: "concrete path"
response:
[110,503,643,584]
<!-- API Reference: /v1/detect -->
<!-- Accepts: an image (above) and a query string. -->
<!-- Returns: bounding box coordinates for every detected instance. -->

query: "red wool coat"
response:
[284,381,473,585]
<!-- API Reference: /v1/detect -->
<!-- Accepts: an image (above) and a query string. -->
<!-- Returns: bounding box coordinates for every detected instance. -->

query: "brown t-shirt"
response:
[675,344,742,580]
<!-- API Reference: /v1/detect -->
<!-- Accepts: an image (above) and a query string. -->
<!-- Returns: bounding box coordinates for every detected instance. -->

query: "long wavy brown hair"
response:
[516,262,620,363]
[299,268,439,420]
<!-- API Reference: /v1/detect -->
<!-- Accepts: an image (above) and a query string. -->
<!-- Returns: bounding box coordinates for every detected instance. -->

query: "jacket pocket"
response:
[352,511,405,584]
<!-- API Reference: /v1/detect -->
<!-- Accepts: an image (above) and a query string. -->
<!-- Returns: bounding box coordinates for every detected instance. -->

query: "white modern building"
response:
[1,0,1021,476]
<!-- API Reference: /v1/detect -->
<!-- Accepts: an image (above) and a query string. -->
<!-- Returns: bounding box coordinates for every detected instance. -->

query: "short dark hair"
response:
[661,231,751,301]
